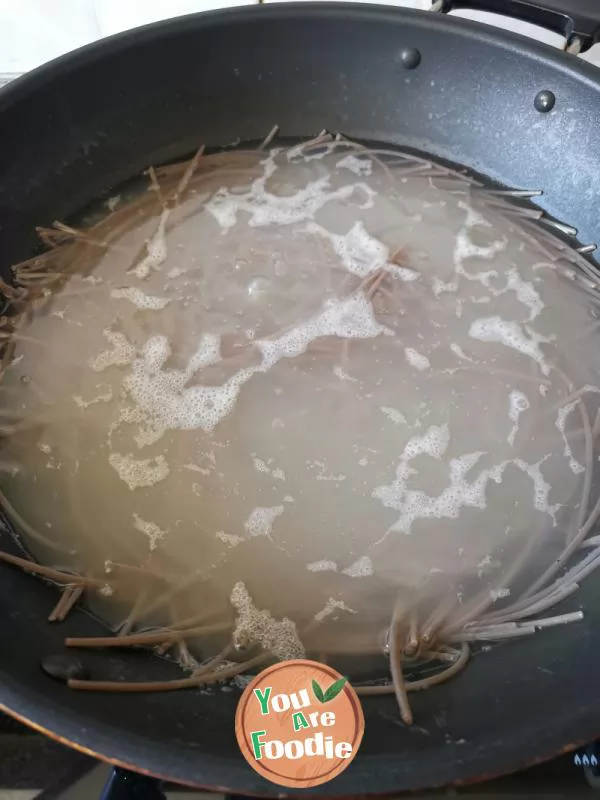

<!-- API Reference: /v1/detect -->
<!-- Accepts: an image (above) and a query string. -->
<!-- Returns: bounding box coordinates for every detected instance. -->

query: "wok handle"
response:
[439,0,600,50]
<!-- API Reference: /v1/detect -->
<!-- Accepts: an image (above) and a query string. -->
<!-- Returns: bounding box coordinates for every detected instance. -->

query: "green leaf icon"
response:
[312,679,325,703]
[323,677,348,702]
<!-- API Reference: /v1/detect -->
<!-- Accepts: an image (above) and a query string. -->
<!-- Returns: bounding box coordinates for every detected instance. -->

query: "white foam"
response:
[205,150,375,232]
[336,154,373,176]
[108,452,170,490]
[73,387,113,409]
[333,365,358,382]
[507,389,530,447]
[453,229,506,288]
[252,457,269,474]
[256,291,392,371]
[469,316,551,375]
[110,287,170,310]
[499,268,544,321]
[489,587,511,601]
[309,459,347,482]
[450,343,473,362]
[123,331,254,437]
[106,195,121,212]
[123,293,389,439]
[133,208,169,279]
[230,581,305,660]
[183,463,212,476]
[287,141,337,162]
[252,456,286,481]
[556,400,586,474]
[388,264,420,282]
[342,556,374,577]
[404,347,431,371]
[89,329,136,372]
[380,406,406,425]
[477,554,501,577]
[216,531,244,548]
[459,200,490,229]
[307,560,338,572]
[314,598,358,622]
[133,513,167,551]
[373,424,558,537]
[306,220,388,278]
[244,505,284,538]
[432,277,459,296]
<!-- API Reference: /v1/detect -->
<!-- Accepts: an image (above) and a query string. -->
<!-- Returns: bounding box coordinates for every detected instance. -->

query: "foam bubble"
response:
[336,154,373,176]
[89,329,136,372]
[404,347,431,371]
[257,292,392,371]
[307,560,338,572]
[556,400,586,474]
[373,420,558,537]
[507,389,530,447]
[306,220,389,278]
[74,387,113,409]
[110,287,170,310]
[453,229,506,288]
[469,316,551,375]
[216,531,245,548]
[380,406,406,425]
[231,581,305,660]
[314,598,358,622]
[108,452,170,490]
[244,505,284,538]
[132,513,167,551]
[133,208,169,279]
[205,150,376,232]
[342,555,374,577]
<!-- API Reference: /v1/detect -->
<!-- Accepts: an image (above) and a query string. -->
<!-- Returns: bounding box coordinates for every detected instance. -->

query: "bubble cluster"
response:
[336,154,373,176]
[108,452,170,491]
[404,347,431,371]
[469,316,551,375]
[306,220,389,278]
[244,506,284,539]
[89,329,136,372]
[205,150,375,232]
[110,287,170,310]
[132,513,168,551]
[342,556,374,577]
[556,400,586,474]
[133,209,169,279]
[230,581,305,660]
[507,389,530,447]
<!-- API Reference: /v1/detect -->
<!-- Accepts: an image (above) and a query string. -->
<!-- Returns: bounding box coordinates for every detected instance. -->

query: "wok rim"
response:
[1,2,600,795]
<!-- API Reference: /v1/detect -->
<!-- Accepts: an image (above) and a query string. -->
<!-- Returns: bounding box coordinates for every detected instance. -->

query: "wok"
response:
[1,1,600,795]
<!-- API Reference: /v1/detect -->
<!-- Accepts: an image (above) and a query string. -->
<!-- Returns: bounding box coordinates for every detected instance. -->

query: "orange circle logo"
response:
[235,659,364,789]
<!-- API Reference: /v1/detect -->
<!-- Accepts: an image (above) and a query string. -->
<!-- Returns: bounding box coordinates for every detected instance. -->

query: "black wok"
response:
[1,1,600,795]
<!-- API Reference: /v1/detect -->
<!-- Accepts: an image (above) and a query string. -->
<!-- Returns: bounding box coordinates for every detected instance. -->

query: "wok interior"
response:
[0,134,599,724]
[7,4,593,788]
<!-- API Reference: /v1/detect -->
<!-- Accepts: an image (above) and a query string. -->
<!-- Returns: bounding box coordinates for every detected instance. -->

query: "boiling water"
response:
[2,141,599,667]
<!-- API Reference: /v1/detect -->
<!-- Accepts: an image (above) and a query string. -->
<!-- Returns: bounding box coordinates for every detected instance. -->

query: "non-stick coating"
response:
[1,4,600,795]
